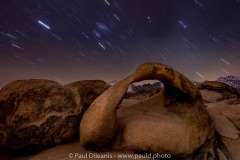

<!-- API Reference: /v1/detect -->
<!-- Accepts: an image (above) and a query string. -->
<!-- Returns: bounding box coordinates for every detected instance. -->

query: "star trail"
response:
[0,0,240,87]
[38,20,51,30]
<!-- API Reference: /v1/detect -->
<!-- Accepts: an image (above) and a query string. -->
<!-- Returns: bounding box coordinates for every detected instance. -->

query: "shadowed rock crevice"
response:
[65,80,110,109]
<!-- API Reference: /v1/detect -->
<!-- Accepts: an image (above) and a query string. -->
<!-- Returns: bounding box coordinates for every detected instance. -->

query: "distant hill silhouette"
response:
[217,76,240,90]
[0,84,4,89]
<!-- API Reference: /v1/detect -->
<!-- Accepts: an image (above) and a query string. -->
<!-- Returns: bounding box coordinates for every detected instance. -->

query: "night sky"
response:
[1,0,240,87]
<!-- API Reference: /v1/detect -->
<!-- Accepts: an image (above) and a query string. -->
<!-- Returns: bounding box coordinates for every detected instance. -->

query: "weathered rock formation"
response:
[0,79,84,153]
[65,80,110,108]
[80,62,215,159]
[198,81,240,160]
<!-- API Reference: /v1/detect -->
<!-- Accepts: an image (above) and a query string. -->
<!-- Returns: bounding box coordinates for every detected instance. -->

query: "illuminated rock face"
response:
[80,62,215,158]
[0,79,84,153]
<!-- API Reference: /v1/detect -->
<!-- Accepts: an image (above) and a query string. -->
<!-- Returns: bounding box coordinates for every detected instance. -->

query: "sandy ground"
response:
[13,141,153,160]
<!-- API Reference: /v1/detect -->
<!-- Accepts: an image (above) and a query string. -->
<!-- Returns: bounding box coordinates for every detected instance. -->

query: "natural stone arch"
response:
[80,62,215,158]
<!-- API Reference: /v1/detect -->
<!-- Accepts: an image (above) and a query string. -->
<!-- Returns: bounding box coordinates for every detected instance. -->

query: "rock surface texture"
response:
[198,81,240,160]
[65,80,110,108]
[80,62,215,159]
[0,79,84,153]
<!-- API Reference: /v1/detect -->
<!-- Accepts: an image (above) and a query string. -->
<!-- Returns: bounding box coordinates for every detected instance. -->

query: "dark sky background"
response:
[1,0,240,86]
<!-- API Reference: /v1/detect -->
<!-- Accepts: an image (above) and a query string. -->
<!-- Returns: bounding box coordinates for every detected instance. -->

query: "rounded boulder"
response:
[0,79,84,153]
